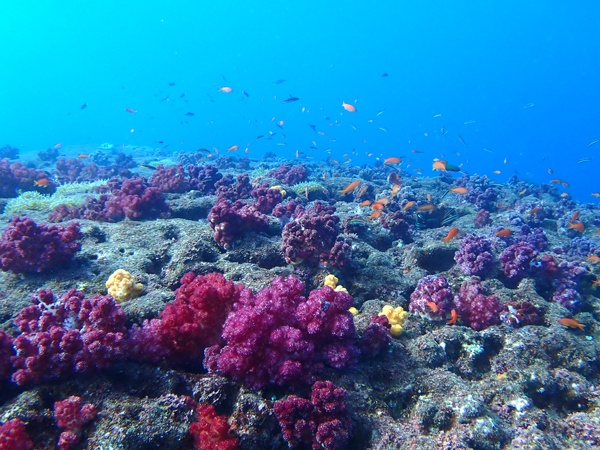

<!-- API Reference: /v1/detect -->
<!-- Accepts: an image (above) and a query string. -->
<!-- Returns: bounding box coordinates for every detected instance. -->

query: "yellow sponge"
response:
[323,274,348,294]
[106,269,143,302]
[379,305,408,336]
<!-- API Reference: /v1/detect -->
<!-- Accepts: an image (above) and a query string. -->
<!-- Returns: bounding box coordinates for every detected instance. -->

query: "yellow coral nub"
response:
[349,307,359,316]
[106,269,143,302]
[272,185,287,197]
[323,274,348,293]
[379,305,408,336]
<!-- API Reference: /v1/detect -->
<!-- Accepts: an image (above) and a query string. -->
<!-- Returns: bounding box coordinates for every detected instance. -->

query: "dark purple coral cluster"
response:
[274,381,351,450]
[268,163,308,185]
[409,275,454,321]
[381,210,413,242]
[149,164,191,193]
[187,163,223,194]
[455,174,498,211]
[128,272,243,365]
[455,277,502,331]
[499,242,539,285]
[0,217,81,274]
[282,202,348,267]
[12,288,128,386]
[50,176,170,222]
[208,199,270,249]
[0,158,56,197]
[204,276,359,390]
[250,183,283,213]
[454,234,494,277]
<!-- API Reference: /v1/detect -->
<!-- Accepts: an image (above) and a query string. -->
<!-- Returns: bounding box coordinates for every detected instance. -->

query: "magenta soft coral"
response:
[128,272,243,365]
[190,405,238,450]
[455,277,502,331]
[274,381,351,450]
[204,276,359,390]
[0,419,34,450]
[208,199,269,249]
[54,396,98,450]
[12,289,128,386]
[0,217,81,274]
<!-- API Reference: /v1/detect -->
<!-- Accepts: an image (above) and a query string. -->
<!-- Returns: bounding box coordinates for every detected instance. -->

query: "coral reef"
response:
[106,269,143,302]
[454,234,494,277]
[0,217,81,273]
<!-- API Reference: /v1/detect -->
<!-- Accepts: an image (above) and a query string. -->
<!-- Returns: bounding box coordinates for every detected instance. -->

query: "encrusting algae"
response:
[106,269,143,302]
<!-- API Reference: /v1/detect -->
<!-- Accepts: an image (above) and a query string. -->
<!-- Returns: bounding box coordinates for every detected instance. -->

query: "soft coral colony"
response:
[0,149,598,449]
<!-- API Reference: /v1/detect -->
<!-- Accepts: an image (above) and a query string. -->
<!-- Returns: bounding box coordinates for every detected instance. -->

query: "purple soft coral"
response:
[204,276,358,390]
[0,217,81,274]
[208,199,270,249]
[454,234,494,277]
[11,289,128,386]
[409,275,454,321]
[455,277,502,331]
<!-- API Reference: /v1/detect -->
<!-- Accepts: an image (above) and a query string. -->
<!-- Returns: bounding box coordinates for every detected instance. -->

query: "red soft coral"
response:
[190,405,238,450]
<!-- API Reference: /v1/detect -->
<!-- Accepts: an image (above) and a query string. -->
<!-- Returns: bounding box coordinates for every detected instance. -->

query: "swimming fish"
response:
[80,103,88,109]
[218,87,233,93]
[342,101,357,112]
[442,227,459,245]
[34,179,51,187]
[403,201,416,211]
[447,309,458,325]
[77,154,90,159]
[340,181,362,195]
[283,96,299,103]
[227,146,240,152]
[360,200,372,207]
[184,112,194,117]
[449,187,468,194]
[587,139,599,147]
[417,204,435,211]
[432,161,447,171]
[567,222,585,232]
[557,318,585,330]
[124,108,137,113]
[495,229,513,237]
[426,302,439,313]
[456,135,467,146]
[570,211,580,223]
[274,79,286,85]
[384,157,402,164]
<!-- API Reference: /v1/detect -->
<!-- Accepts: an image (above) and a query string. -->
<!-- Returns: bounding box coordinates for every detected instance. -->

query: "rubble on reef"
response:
[0,150,599,450]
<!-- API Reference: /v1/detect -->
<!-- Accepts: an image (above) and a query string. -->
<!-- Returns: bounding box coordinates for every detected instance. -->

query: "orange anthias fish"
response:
[384,157,402,164]
[595,230,600,236]
[372,203,385,211]
[442,227,459,244]
[376,198,390,205]
[570,211,580,223]
[450,187,468,195]
[342,101,357,112]
[124,108,137,113]
[493,171,501,174]
[592,192,600,197]
[417,204,435,211]
[550,179,562,184]
[561,193,570,198]
[77,154,90,159]
[495,229,513,237]
[391,185,401,198]
[340,181,361,195]
[403,201,416,211]
[426,302,439,313]
[219,87,233,93]
[587,255,600,262]
[519,188,527,195]
[360,200,372,207]
[528,208,541,214]
[432,161,447,171]
[358,186,368,197]
[427,193,432,202]
[369,210,383,220]
[447,309,458,325]
[34,179,51,187]
[53,143,62,149]
[568,222,585,232]
[227,145,240,152]
[558,318,585,330]
[562,182,570,187]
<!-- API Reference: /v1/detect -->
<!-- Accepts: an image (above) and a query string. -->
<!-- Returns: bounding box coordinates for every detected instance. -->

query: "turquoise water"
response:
[1,0,599,200]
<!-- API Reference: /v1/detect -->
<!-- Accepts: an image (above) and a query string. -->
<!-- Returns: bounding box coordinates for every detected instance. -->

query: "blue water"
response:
[1,1,599,200]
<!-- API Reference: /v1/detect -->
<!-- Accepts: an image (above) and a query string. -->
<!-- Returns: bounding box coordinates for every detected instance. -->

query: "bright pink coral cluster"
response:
[128,272,243,365]
[0,217,81,274]
[54,396,98,450]
[190,404,239,450]
[274,381,351,450]
[409,275,454,321]
[204,276,359,390]
[12,288,128,385]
